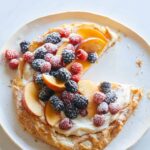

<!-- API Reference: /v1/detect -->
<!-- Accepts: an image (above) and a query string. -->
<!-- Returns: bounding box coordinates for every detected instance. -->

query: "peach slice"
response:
[78,37,107,53]
[29,41,44,52]
[56,42,68,56]
[42,74,65,92]
[22,82,43,116]
[45,102,61,126]
[78,80,99,118]
[76,25,107,42]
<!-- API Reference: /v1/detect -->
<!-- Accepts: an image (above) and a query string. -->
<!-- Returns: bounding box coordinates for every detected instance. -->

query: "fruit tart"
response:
[4,23,142,150]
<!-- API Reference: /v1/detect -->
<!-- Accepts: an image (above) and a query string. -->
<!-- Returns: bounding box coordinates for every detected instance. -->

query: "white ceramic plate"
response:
[0,11,150,150]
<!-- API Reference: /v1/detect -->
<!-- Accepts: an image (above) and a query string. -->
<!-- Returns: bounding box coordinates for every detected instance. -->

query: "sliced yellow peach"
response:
[78,37,107,53]
[45,102,61,126]
[42,74,65,92]
[22,82,43,116]
[29,41,44,52]
[56,42,68,56]
[78,80,99,118]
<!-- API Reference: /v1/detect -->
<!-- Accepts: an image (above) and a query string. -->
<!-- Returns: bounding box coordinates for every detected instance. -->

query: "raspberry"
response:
[73,93,88,109]
[34,47,47,59]
[76,49,88,61]
[71,74,80,83]
[97,102,109,114]
[100,82,111,93]
[70,62,83,74]
[44,53,53,62]
[62,49,75,64]
[59,118,73,130]
[79,109,88,117]
[9,59,19,69]
[65,44,75,52]
[34,73,44,86]
[39,86,54,102]
[31,59,45,71]
[109,103,121,115]
[61,91,75,103]
[20,41,30,53]
[45,32,61,44]
[58,28,70,38]
[41,62,51,73]
[64,103,78,119]
[87,52,98,63]
[93,114,105,127]
[69,33,82,45]
[93,91,106,104]
[65,80,78,93]
[105,91,117,104]
[43,43,58,54]
[57,68,71,82]
[50,56,62,69]
[5,49,19,60]
[49,95,64,112]
[23,51,34,63]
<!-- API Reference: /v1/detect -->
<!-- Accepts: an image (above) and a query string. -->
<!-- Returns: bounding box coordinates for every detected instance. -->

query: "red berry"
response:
[79,109,88,117]
[97,102,108,114]
[71,62,83,74]
[5,49,19,60]
[93,91,106,104]
[109,103,121,115]
[23,51,34,63]
[58,28,70,38]
[71,74,80,83]
[9,59,19,69]
[76,49,88,61]
[59,118,73,130]
[69,33,82,45]
[43,43,58,54]
[44,53,53,62]
[61,91,75,103]
[50,56,62,69]
[93,114,105,127]
[65,44,75,52]
[41,62,51,73]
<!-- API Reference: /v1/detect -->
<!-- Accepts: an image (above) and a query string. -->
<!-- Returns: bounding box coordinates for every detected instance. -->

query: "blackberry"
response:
[87,52,98,63]
[62,49,75,64]
[50,70,58,77]
[20,41,30,53]
[57,68,71,82]
[73,94,88,109]
[104,91,117,104]
[64,103,78,119]
[65,80,78,93]
[49,95,64,112]
[34,47,47,59]
[45,32,61,44]
[100,82,111,93]
[34,73,44,86]
[31,59,45,71]
[39,86,54,102]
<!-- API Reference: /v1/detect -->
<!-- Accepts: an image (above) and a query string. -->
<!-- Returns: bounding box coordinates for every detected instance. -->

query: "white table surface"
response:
[0,0,150,150]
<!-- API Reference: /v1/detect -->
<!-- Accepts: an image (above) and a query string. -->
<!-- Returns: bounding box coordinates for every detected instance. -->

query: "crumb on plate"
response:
[136,59,143,68]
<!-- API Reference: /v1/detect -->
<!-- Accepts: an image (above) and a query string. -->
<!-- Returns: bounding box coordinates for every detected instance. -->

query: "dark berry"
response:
[69,33,82,45]
[64,103,78,119]
[79,109,88,117]
[34,47,47,59]
[5,49,19,60]
[59,118,73,130]
[61,91,75,103]
[100,82,111,93]
[9,59,19,69]
[31,59,45,71]
[70,62,83,74]
[76,49,88,61]
[50,70,58,77]
[65,80,78,93]
[39,86,54,102]
[93,114,105,127]
[93,91,106,104]
[45,32,61,44]
[43,43,58,54]
[73,93,88,109]
[49,95,64,112]
[20,41,30,53]
[87,52,98,63]
[41,62,51,73]
[23,51,34,63]
[34,73,44,86]
[57,68,71,82]
[97,102,109,114]
[71,74,80,83]
[105,91,118,104]
[62,49,75,64]
[109,103,121,115]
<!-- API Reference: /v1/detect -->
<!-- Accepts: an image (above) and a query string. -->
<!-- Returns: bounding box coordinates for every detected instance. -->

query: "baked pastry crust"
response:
[12,23,142,150]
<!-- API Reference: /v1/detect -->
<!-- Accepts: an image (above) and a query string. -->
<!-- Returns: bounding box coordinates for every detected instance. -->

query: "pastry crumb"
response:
[136,59,143,68]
